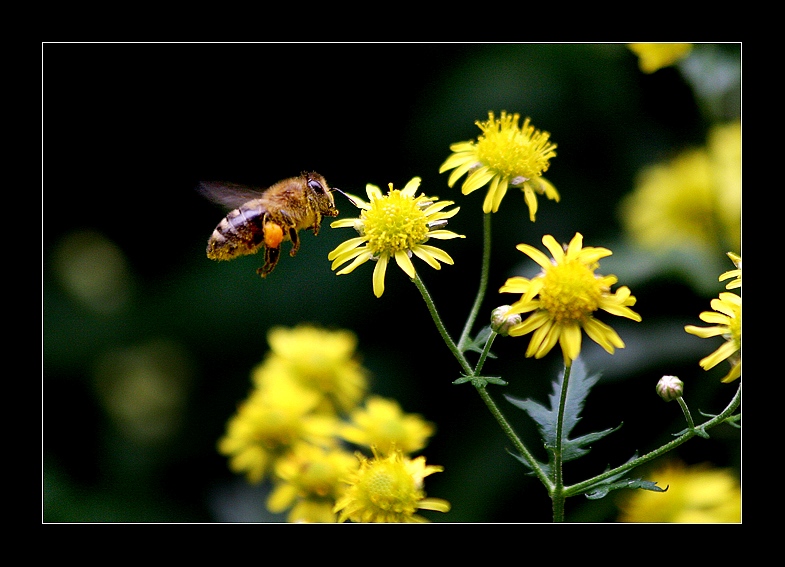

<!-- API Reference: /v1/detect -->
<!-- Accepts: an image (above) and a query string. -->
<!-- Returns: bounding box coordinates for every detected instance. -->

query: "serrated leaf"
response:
[507,448,550,477]
[562,423,622,461]
[453,375,507,387]
[505,357,612,463]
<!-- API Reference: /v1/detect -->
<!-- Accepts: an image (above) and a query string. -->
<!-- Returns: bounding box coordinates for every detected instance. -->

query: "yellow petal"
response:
[583,316,624,353]
[491,177,509,212]
[394,250,416,279]
[328,236,368,260]
[426,229,464,240]
[522,185,538,221]
[413,244,454,267]
[516,243,552,270]
[372,255,389,297]
[402,177,422,197]
[542,234,566,263]
[509,310,550,337]
[446,160,475,188]
[463,167,495,194]
[335,250,373,274]
[499,276,531,294]
[684,324,725,338]
[559,322,582,362]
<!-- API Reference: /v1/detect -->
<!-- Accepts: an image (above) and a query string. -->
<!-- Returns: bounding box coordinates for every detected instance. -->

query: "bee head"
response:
[304,172,340,217]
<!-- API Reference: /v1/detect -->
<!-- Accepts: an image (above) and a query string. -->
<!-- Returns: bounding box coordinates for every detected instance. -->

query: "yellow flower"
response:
[339,396,436,456]
[627,43,693,73]
[328,177,464,298]
[439,111,558,218]
[254,324,369,414]
[616,459,740,523]
[618,120,741,254]
[217,381,336,484]
[333,448,450,523]
[267,442,359,523]
[684,291,741,383]
[499,233,642,365]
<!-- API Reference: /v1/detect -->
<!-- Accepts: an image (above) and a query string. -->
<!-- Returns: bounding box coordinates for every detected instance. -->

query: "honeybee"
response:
[200,171,343,277]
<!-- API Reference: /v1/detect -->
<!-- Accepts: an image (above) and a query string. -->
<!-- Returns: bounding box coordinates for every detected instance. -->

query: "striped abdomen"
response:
[206,202,267,261]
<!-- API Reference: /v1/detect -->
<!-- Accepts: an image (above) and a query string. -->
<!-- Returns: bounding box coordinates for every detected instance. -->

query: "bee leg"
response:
[288,227,300,257]
[258,245,281,278]
[311,212,322,236]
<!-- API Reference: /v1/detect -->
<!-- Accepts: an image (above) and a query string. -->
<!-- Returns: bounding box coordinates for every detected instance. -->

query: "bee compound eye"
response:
[308,180,325,194]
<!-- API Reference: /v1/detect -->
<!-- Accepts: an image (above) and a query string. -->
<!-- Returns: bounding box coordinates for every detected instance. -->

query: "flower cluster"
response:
[219,97,740,522]
[218,324,448,522]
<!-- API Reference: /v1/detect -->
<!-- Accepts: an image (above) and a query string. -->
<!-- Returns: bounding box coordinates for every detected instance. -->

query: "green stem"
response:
[474,330,497,376]
[551,362,572,522]
[411,272,552,491]
[412,273,473,377]
[563,382,741,498]
[457,212,492,352]
[677,397,696,430]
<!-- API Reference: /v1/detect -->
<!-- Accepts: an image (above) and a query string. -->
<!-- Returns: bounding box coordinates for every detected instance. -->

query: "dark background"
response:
[43,43,741,522]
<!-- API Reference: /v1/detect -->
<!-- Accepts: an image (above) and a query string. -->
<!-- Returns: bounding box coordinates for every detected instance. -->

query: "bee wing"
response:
[198,181,266,209]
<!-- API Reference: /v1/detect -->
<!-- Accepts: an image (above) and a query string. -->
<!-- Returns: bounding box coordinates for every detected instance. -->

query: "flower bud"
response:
[656,375,684,402]
[490,306,522,336]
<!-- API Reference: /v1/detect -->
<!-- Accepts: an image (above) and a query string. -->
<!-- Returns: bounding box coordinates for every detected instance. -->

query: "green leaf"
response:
[507,448,550,476]
[699,409,741,429]
[505,357,618,464]
[575,453,667,499]
[584,478,666,500]
[462,325,496,358]
[562,423,622,461]
[453,375,507,387]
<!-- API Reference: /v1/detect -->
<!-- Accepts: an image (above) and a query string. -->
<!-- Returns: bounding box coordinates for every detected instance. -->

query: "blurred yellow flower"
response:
[439,111,559,217]
[339,396,436,456]
[627,43,693,73]
[267,442,359,523]
[334,448,450,523]
[217,381,337,484]
[617,459,741,523]
[619,120,741,255]
[254,324,369,414]
[500,233,641,365]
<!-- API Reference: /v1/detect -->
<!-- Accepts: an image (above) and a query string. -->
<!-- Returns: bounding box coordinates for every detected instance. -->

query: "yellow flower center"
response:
[362,190,429,256]
[356,458,420,516]
[474,112,557,181]
[539,261,603,323]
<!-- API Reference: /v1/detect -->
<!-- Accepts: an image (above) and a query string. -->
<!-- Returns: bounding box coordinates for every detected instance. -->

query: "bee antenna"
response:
[332,187,360,207]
